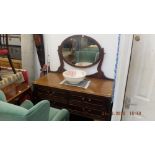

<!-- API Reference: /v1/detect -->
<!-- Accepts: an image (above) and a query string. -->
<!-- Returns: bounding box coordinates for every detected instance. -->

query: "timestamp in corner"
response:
[112,111,142,116]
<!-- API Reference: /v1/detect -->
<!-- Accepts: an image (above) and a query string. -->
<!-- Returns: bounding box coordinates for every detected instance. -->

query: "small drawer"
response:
[68,100,84,111]
[52,101,68,109]
[52,96,68,104]
[50,89,66,97]
[84,101,106,110]
[70,94,86,101]
[86,97,111,107]
[84,107,106,117]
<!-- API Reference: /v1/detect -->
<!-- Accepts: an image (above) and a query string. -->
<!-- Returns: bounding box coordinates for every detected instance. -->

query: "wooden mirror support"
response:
[57,35,110,80]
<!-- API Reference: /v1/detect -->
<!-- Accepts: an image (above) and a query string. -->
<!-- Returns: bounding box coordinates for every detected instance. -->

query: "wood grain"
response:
[2,82,30,102]
[33,72,113,97]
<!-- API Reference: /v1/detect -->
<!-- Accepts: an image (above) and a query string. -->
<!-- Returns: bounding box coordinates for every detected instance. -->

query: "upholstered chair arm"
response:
[0,101,27,121]
[51,109,69,121]
[20,100,34,110]
[25,100,50,121]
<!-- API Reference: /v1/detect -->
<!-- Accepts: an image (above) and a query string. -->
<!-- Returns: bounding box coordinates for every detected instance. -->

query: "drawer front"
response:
[33,85,68,104]
[84,101,105,110]
[69,93,111,120]
[84,107,105,117]
[33,85,112,120]
[70,92,111,108]
[68,99,84,111]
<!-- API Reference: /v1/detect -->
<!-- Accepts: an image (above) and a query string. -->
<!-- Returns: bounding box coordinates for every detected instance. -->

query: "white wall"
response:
[34,45,41,79]
[21,34,35,84]
[43,34,118,79]
[111,34,133,121]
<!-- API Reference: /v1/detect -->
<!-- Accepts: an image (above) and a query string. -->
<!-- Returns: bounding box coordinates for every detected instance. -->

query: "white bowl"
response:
[63,69,86,84]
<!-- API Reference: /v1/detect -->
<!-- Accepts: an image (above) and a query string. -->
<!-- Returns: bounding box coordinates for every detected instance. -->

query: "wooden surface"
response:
[33,72,113,120]
[2,82,30,102]
[0,58,22,69]
[33,72,113,97]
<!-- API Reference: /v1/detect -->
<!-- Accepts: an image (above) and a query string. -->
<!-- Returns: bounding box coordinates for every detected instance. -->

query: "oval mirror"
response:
[60,35,102,68]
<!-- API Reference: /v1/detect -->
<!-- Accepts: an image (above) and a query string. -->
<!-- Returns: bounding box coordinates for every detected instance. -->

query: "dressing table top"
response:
[33,72,113,97]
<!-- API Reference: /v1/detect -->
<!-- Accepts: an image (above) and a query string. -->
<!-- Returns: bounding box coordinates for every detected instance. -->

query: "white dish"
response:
[63,69,86,84]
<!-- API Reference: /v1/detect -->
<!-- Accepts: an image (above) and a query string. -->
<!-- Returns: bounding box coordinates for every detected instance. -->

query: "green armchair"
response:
[0,90,69,121]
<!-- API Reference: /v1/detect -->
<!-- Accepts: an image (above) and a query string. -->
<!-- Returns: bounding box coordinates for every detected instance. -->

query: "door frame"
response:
[111,34,133,121]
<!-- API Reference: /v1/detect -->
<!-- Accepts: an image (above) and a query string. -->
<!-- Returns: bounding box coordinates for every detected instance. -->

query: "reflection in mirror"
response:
[62,35,100,67]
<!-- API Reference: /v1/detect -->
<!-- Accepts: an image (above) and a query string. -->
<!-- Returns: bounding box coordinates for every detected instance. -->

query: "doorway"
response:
[122,34,155,121]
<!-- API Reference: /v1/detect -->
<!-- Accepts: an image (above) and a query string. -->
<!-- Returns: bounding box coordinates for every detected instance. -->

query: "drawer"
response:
[33,84,112,120]
[70,93,111,107]
[36,86,67,96]
[84,107,107,118]
[69,99,107,118]
[34,85,68,101]
[84,101,106,110]
[70,93,85,102]
[85,97,111,108]
[53,100,83,112]
[68,100,84,111]
[34,85,51,94]
[52,96,67,104]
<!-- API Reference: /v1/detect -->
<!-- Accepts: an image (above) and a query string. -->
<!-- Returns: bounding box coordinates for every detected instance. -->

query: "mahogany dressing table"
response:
[33,72,113,120]
[33,35,114,120]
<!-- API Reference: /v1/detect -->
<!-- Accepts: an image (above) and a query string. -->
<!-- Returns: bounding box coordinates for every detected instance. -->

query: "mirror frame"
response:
[57,35,110,79]
[58,35,102,68]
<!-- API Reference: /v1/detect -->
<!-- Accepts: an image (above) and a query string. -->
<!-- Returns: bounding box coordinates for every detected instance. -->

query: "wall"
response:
[43,34,118,79]
[111,34,133,121]
[21,34,35,83]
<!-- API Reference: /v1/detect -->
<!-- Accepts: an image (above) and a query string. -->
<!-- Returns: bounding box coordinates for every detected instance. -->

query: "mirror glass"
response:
[61,35,100,67]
